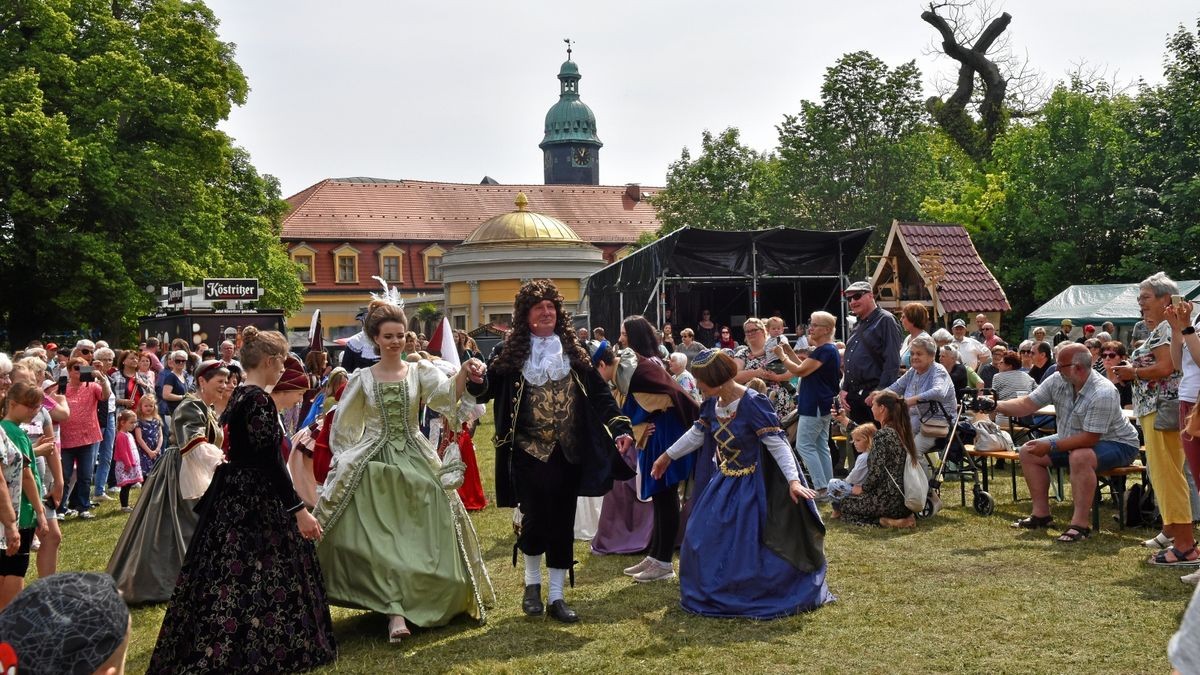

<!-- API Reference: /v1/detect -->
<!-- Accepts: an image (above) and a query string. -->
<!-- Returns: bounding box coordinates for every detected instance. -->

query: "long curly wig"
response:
[492,279,592,375]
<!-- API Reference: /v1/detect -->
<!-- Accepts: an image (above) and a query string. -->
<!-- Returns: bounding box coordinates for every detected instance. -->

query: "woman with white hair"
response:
[668,352,701,404]
[158,350,189,444]
[1112,272,1195,565]
[879,335,955,475]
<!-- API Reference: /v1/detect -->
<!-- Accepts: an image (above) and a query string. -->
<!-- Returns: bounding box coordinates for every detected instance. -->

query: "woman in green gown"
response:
[314,300,494,642]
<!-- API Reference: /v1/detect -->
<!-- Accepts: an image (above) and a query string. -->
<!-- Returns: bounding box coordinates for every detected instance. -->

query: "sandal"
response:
[1148,546,1200,567]
[1011,514,1053,529]
[1056,525,1091,543]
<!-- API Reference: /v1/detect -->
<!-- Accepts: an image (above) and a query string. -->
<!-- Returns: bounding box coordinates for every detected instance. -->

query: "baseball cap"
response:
[1061,319,1073,328]
[44,342,57,351]
[842,280,872,296]
[952,319,967,328]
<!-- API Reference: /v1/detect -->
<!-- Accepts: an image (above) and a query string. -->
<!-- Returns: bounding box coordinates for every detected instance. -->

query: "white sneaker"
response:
[1183,568,1200,585]
[78,511,95,520]
[623,556,655,577]
[93,493,112,502]
[1143,533,1174,549]
[632,562,675,583]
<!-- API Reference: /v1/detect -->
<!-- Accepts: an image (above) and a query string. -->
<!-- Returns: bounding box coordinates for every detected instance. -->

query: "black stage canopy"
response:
[583,226,874,337]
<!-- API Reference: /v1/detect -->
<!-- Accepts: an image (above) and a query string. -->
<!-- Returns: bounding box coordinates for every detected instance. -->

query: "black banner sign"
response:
[203,278,259,301]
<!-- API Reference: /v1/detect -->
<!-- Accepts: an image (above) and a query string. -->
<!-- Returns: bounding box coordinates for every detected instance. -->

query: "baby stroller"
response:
[919,389,995,518]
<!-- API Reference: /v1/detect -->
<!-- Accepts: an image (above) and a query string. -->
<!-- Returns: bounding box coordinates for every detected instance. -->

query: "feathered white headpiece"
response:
[371,276,404,308]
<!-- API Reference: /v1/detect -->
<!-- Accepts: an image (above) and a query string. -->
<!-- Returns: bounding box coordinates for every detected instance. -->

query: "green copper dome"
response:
[539,59,602,149]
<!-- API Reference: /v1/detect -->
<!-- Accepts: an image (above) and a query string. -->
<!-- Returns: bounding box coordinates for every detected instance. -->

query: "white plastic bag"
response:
[887,455,929,513]
[972,419,1014,453]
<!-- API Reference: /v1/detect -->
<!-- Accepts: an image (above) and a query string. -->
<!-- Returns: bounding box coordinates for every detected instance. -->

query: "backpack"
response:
[886,454,930,513]
[1123,482,1161,529]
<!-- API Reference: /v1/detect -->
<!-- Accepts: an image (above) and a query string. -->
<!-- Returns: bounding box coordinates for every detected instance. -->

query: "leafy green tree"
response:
[1120,19,1200,280]
[776,51,939,252]
[649,127,781,235]
[0,0,302,347]
[973,83,1141,320]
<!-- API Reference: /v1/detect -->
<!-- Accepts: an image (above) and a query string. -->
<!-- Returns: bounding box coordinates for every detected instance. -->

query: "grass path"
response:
[43,421,1193,673]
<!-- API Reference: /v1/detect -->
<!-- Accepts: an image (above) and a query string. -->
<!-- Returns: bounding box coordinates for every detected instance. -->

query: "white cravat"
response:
[523,334,571,386]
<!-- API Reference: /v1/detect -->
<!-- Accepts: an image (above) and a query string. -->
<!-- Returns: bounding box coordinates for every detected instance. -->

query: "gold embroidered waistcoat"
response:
[515,375,579,462]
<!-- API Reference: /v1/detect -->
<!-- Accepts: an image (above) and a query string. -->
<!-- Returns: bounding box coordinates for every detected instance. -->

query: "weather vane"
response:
[563,38,573,61]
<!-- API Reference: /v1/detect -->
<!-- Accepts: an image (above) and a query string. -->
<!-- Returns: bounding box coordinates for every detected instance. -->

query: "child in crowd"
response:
[764,316,790,351]
[829,423,876,519]
[134,395,163,476]
[112,410,144,512]
[0,383,50,609]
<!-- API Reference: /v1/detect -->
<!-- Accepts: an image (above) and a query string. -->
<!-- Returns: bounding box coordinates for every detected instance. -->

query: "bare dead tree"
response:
[922,1,1037,163]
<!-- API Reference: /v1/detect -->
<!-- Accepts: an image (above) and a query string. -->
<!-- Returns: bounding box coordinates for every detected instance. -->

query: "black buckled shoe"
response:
[547,599,579,624]
[522,584,544,616]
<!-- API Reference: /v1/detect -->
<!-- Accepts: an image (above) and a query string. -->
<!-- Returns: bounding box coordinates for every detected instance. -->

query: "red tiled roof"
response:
[894,222,1010,313]
[281,179,661,245]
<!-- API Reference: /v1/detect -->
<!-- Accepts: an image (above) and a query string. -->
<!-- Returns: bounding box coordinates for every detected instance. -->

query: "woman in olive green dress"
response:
[314,300,493,643]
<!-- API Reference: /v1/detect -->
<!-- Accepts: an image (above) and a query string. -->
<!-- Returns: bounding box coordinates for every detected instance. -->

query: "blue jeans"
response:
[61,443,97,512]
[795,413,833,490]
[94,412,116,496]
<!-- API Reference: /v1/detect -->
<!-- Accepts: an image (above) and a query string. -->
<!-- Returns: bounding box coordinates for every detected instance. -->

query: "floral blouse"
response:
[1130,321,1181,418]
[733,346,796,418]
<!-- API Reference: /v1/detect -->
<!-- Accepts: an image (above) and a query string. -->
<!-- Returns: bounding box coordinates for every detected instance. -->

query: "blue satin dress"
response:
[628,392,694,500]
[679,392,834,619]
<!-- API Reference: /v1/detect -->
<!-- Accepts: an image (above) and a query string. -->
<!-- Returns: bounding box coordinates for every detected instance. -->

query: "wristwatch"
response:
[1183,326,1196,336]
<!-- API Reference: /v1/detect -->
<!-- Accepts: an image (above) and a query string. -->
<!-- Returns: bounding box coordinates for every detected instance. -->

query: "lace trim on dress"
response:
[522,335,571,386]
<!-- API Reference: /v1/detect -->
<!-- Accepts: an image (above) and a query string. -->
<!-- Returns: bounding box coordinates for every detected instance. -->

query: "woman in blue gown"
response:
[652,349,834,619]
[618,316,699,583]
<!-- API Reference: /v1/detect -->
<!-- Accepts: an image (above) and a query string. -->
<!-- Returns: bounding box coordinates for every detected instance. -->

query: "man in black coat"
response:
[467,280,633,624]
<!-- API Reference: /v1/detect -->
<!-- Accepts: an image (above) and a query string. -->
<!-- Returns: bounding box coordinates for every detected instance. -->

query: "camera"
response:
[78,365,96,383]
[961,388,997,413]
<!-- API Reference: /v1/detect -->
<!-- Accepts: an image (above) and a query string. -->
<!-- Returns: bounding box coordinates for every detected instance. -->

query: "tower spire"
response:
[563,37,573,61]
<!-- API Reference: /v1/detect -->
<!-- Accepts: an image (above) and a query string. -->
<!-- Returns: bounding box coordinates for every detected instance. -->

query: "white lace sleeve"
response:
[665,425,705,460]
[762,434,801,483]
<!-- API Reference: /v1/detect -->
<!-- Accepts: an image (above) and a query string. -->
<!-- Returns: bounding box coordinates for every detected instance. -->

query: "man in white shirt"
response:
[951,319,990,370]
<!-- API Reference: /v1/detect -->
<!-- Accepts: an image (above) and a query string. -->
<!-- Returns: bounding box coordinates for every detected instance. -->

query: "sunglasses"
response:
[1019,349,1032,354]
[79,349,93,354]
[174,359,187,364]
[1102,352,1119,358]
[721,331,730,335]
[846,293,865,301]
[72,366,81,371]
[745,328,763,334]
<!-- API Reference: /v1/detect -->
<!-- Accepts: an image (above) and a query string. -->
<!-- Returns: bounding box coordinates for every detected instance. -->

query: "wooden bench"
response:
[1092,464,1147,531]
[963,445,1021,505]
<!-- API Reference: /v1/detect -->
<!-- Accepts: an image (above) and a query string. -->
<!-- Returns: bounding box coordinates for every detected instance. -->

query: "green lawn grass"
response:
[41,422,1194,674]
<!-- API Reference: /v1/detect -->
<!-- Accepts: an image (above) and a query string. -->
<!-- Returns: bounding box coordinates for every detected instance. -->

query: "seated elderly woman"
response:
[938,344,983,400]
[991,352,1036,430]
[834,390,921,528]
[877,336,954,473]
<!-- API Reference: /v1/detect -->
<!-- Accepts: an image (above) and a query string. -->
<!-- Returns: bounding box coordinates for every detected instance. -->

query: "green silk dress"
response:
[314,362,493,626]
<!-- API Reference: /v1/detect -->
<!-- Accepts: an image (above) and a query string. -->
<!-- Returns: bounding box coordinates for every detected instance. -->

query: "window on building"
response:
[454,315,466,330]
[381,255,401,282]
[376,244,404,284]
[332,243,360,284]
[290,244,318,284]
[422,244,445,283]
[294,254,314,284]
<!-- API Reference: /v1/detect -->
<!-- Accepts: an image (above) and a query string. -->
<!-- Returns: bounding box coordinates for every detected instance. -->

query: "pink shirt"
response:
[60,382,104,449]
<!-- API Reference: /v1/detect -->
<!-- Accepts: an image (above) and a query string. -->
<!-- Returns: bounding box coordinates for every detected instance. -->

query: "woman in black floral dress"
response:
[148,328,337,674]
[835,390,918,528]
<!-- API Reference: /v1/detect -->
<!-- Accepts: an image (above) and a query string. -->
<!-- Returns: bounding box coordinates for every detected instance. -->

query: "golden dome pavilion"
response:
[441,193,605,330]
[460,193,589,247]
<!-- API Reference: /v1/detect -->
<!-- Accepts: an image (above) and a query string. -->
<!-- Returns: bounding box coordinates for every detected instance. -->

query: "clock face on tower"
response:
[571,147,592,167]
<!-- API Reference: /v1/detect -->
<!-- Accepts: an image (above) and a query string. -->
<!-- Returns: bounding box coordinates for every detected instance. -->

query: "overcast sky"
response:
[204,1,1198,198]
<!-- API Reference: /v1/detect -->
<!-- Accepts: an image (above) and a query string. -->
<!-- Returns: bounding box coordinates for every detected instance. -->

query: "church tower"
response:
[540,46,602,185]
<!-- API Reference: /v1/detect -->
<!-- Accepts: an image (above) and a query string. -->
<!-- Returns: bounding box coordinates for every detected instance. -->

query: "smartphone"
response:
[56,375,68,394]
[1172,294,1185,307]
[78,365,96,383]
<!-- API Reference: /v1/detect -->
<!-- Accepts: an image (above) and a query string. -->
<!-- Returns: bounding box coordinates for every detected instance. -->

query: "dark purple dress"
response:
[148,385,336,674]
